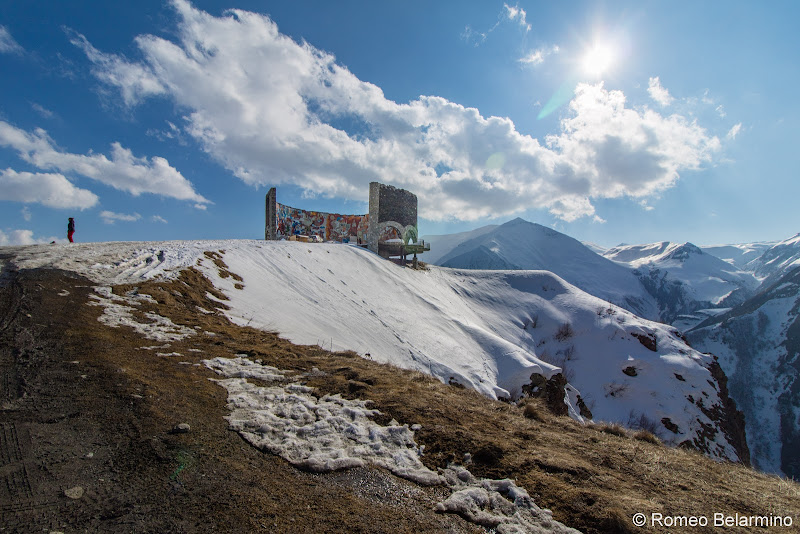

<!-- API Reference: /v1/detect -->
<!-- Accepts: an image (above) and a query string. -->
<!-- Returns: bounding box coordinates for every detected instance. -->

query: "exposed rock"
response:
[172,423,191,434]
[631,332,657,352]
[522,373,569,417]
[64,486,84,499]
[661,418,679,434]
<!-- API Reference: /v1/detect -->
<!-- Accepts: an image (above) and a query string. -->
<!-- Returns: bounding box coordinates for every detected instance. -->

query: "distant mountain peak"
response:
[665,242,703,261]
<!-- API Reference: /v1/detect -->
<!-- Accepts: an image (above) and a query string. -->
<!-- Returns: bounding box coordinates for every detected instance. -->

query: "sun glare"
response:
[582,42,616,77]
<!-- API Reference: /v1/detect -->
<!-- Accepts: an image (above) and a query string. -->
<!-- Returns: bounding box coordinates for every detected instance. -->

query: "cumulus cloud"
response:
[547,83,720,205]
[0,26,23,55]
[0,168,99,209]
[76,0,721,222]
[0,120,208,205]
[647,77,674,107]
[152,214,168,223]
[100,211,142,224]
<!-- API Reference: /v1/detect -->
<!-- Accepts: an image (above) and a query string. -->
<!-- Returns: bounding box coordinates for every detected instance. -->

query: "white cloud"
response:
[0,168,99,209]
[647,77,674,107]
[463,3,528,46]
[504,3,531,31]
[461,25,491,47]
[100,211,142,224]
[546,83,720,209]
[0,229,61,246]
[152,215,168,223]
[726,122,742,140]
[715,105,726,118]
[30,103,55,119]
[21,206,31,221]
[69,32,167,107]
[76,0,722,223]
[519,45,559,66]
[0,26,23,55]
[0,120,208,205]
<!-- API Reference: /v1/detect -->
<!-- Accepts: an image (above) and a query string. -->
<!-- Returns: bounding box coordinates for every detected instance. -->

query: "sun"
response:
[582,42,616,77]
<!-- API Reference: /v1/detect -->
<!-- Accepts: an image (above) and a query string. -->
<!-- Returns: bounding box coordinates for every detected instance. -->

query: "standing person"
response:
[67,217,75,243]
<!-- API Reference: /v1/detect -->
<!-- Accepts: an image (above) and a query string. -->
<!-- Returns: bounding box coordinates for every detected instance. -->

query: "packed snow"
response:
[437,465,581,534]
[203,356,443,485]
[5,239,741,460]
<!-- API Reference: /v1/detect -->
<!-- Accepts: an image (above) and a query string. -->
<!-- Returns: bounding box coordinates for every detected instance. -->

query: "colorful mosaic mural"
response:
[276,203,369,242]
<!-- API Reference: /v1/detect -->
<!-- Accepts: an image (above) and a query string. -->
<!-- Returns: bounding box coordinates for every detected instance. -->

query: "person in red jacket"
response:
[67,217,75,243]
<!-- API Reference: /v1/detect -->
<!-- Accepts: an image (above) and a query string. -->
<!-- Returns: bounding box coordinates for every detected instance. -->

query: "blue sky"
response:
[1,0,798,247]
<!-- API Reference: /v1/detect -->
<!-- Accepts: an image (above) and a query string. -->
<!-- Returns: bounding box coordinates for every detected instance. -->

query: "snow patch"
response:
[204,355,581,533]
[88,286,195,343]
[436,465,580,533]
[203,356,444,486]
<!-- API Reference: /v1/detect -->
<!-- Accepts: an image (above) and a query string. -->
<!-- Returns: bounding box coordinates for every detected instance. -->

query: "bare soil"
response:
[0,258,798,533]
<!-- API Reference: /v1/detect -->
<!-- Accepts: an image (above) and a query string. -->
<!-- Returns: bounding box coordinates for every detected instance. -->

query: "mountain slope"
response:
[3,258,796,534]
[687,265,800,477]
[701,242,777,269]
[604,242,759,327]
[420,224,499,265]
[8,240,745,462]
[431,218,659,321]
[744,233,800,284]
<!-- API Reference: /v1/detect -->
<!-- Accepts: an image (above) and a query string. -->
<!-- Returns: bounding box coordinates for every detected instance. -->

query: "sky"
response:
[1,0,798,248]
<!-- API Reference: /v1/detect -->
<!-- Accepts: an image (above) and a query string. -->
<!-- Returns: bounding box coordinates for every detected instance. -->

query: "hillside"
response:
[4,240,746,461]
[1,243,797,533]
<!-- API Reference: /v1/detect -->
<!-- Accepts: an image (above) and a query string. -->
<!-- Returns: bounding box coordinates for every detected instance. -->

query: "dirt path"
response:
[0,265,480,533]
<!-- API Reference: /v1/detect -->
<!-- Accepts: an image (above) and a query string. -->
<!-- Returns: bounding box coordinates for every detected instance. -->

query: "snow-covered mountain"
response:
[604,242,759,327]
[687,265,800,477]
[425,218,659,321]
[743,233,800,284]
[701,242,777,270]
[604,234,800,477]
[420,224,498,265]
[6,239,747,463]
